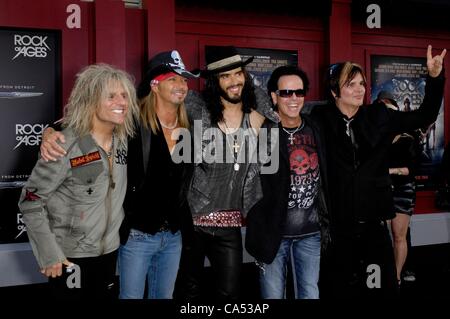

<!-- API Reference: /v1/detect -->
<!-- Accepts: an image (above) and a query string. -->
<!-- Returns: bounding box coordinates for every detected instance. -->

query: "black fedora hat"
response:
[137,50,198,99]
[199,46,254,77]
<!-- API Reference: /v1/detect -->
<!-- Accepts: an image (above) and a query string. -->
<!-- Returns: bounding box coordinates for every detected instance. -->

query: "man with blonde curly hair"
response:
[18,64,139,299]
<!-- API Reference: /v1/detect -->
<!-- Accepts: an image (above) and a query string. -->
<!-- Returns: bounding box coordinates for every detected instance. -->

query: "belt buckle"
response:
[158,222,170,232]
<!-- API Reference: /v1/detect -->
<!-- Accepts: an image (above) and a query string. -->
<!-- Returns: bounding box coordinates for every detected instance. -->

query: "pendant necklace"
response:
[223,120,243,171]
[343,117,354,137]
[106,133,115,189]
[282,121,303,145]
[106,134,115,158]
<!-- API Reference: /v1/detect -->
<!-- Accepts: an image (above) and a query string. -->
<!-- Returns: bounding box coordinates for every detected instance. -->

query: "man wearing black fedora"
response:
[175,46,279,300]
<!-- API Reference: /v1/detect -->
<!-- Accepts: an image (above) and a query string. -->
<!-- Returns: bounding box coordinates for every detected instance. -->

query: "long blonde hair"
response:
[62,64,139,144]
[139,90,190,134]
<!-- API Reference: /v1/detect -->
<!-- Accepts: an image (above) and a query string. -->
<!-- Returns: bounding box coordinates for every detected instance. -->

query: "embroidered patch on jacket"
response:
[70,151,101,168]
[24,188,40,201]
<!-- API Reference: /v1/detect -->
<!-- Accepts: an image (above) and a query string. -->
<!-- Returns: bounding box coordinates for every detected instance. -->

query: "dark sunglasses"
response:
[275,89,306,98]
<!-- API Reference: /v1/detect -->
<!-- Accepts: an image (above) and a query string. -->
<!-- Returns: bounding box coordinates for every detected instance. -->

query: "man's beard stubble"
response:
[220,86,243,104]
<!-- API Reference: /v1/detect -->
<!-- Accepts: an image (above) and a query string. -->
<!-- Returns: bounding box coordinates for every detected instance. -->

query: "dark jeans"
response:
[48,250,118,300]
[174,226,242,301]
[320,221,398,299]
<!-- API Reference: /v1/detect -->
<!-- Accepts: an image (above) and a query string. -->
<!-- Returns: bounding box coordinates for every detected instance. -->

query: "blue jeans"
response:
[118,228,182,299]
[259,232,321,299]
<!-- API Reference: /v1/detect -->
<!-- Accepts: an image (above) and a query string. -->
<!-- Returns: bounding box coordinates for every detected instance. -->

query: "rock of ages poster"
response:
[0,27,60,242]
[237,47,298,89]
[370,55,444,190]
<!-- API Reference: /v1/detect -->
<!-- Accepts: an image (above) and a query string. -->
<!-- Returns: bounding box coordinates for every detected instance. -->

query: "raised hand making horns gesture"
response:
[427,45,447,78]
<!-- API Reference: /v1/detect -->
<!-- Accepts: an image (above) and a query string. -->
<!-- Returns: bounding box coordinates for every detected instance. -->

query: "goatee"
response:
[220,90,242,104]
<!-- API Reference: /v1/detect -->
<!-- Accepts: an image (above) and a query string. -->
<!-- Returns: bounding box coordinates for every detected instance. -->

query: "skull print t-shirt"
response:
[281,121,320,237]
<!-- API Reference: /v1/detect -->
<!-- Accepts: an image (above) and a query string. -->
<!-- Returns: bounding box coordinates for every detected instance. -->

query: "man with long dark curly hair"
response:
[175,46,279,300]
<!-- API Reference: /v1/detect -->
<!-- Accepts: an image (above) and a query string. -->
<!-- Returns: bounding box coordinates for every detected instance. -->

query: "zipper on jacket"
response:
[100,146,114,255]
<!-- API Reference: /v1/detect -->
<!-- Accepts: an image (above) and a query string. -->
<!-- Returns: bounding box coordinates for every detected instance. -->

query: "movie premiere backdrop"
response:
[0,27,60,243]
[370,55,445,190]
[239,47,297,89]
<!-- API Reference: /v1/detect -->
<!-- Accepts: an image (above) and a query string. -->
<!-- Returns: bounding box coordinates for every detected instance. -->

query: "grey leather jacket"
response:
[18,128,127,268]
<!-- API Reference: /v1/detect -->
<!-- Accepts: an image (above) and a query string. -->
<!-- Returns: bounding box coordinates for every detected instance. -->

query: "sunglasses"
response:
[275,89,306,98]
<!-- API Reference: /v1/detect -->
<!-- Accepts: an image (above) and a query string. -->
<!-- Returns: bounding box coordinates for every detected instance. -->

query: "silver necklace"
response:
[342,117,354,137]
[223,120,243,171]
[106,134,114,158]
[159,116,178,130]
[282,121,303,145]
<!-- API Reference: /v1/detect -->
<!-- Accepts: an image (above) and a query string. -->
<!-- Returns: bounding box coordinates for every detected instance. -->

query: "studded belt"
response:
[193,210,243,227]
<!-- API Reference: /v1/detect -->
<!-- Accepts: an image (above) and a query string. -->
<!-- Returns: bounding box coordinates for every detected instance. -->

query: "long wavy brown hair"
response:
[202,68,256,125]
